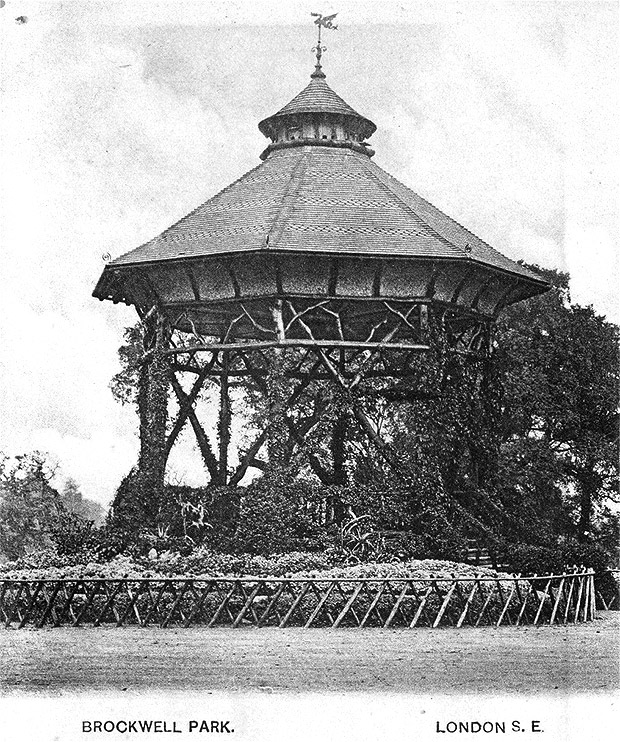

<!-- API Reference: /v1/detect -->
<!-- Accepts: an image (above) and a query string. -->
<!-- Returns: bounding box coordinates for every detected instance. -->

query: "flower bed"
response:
[0,550,511,582]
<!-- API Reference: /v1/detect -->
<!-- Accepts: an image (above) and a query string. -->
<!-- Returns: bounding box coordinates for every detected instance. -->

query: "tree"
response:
[61,478,105,526]
[342,266,618,555]
[495,266,619,542]
[0,452,62,560]
[0,453,103,560]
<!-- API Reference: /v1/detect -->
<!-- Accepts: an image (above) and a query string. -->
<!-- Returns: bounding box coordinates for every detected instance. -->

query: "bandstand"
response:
[93,25,548,518]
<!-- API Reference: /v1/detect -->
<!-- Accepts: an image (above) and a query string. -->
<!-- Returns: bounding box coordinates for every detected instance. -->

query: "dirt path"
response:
[1,612,617,696]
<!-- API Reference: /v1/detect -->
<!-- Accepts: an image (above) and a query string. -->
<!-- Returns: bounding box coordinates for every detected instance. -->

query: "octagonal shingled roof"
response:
[101,145,544,287]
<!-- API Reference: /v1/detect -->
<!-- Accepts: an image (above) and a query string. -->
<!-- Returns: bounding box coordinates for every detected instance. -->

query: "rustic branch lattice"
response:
[1,570,597,629]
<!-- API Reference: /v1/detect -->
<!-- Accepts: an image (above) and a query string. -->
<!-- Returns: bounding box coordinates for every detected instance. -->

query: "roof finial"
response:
[310,12,338,79]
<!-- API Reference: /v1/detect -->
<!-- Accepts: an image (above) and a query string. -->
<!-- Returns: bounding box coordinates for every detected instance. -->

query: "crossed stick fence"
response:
[0,569,598,629]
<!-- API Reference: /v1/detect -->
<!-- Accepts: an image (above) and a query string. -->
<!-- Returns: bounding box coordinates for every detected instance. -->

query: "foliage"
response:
[324,482,475,563]
[107,475,243,554]
[47,511,96,556]
[489,438,574,543]
[61,478,105,526]
[0,549,511,581]
[0,452,106,561]
[105,265,618,568]
[358,267,619,555]
[109,324,144,407]
[232,473,329,555]
[495,266,619,542]
[178,547,341,577]
[497,540,612,576]
[0,548,98,577]
[0,452,62,560]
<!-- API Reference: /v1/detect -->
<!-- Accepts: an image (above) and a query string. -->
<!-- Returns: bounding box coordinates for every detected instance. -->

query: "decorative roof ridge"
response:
[265,153,309,248]
[358,157,469,258]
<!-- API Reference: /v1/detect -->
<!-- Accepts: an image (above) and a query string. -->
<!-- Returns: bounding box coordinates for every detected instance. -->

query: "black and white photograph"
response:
[0,1,618,740]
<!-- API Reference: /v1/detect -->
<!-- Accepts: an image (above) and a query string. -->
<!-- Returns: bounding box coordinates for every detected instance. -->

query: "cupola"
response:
[258,49,376,160]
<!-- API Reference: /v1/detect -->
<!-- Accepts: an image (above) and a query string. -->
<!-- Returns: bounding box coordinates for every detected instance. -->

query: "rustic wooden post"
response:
[516,574,537,626]
[385,581,412,628]
[266,300,289,470]
[496,580,516,627]
[218,350,231,484]
[456,579,479,628]
[433,580,457,628]
[533,577,552,625]
[582,568,590,621]
[333,581,365,628]
[330,394,348,522]
[305,582,337,628]
[332,410,347,483]
[563,569,576,624]
[410,584,434,628]
[573,567,586,623]
[549,574,566,624]
[138,307,170,521]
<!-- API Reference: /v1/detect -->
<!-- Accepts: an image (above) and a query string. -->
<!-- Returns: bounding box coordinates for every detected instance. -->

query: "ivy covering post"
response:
[138,307,170,522]
[217,350,231,484]
[266,300,290,471]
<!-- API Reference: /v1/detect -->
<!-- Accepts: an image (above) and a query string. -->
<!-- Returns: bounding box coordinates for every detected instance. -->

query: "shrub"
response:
[175,547,341,577]
[48,511,97,556]
[106,476,242,554]
[232,474,329,555]
[498,541,613,576]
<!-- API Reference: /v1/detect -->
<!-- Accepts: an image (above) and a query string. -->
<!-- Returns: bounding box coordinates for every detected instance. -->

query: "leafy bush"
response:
[0,553,160,581]
[106,474,244,555]
[48,511,97,555]
[498,540,613,575]
[322,484,474,563]
[180,548,341,577]
[276,558,506,580]
[232,474,329,555]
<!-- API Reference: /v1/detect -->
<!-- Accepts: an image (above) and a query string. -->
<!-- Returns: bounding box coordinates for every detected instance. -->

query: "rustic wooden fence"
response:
[0,569,597,629]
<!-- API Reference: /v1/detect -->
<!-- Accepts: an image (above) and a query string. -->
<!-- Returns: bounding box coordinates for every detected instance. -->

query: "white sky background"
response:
[0,0,617,507]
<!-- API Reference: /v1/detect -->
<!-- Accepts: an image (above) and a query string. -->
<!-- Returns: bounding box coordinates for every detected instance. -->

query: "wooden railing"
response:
[0,569,597,629]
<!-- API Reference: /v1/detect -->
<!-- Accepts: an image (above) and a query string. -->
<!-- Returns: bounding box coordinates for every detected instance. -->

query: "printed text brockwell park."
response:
[82,720,234,734]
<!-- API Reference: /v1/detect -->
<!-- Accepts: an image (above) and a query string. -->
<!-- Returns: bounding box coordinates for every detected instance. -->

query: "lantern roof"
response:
[258,69,377,141]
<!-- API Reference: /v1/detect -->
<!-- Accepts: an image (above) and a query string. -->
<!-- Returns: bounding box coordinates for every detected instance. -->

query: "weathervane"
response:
[310,12,338,76]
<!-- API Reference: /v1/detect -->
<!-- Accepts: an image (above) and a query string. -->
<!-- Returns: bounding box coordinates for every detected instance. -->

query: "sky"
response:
[0,0,617,507]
